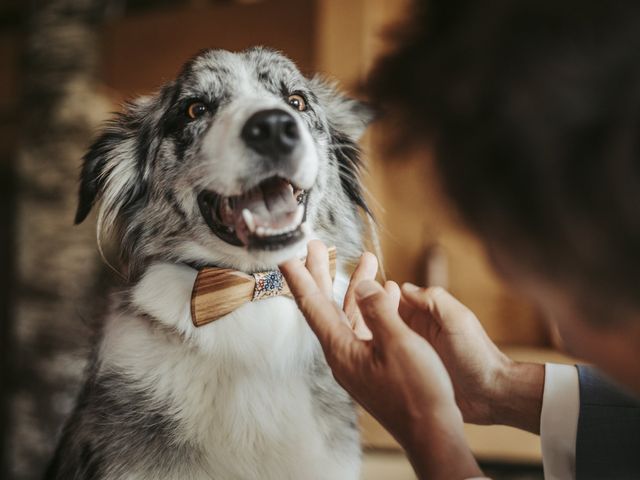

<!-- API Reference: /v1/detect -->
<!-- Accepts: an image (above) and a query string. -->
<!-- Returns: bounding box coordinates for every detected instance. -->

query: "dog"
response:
[45,47,372,480]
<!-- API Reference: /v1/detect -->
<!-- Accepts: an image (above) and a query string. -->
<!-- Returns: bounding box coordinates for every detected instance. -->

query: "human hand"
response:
[280,241,482,480]
[400,284,545,434]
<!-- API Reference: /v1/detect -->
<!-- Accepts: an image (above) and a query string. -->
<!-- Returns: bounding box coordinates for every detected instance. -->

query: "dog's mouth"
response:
[198,176,308,250]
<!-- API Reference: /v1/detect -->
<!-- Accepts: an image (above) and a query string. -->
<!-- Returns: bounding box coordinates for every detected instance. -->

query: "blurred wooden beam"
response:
[6,1,112,477]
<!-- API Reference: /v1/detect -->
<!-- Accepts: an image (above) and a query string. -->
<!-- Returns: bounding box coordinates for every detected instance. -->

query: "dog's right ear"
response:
[74,85,176,226]
[74,130,122,224]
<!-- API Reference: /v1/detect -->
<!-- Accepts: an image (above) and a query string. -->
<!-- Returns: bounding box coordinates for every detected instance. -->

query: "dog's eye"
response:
[187,102,208,120]
[287,94,307,112]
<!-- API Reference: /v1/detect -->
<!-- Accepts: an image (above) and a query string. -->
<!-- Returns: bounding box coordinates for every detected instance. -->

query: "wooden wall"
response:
[101,0,316,99]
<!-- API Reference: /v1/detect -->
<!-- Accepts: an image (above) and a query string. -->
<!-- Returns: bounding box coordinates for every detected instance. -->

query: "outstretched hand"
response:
[279,240,482,480]
[400,285,544,434]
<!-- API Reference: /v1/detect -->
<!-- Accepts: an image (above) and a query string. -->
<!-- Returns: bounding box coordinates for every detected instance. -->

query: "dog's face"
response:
[76,48,371,275]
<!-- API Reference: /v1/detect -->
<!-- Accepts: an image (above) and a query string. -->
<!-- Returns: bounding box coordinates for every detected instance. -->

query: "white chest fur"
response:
[97,263,359,480]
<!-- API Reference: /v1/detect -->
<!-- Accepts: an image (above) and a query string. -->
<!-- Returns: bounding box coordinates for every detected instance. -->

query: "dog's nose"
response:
[241,109,300,156]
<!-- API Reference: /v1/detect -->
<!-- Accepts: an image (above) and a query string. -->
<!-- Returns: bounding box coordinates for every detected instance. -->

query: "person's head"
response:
[368,0,640,391]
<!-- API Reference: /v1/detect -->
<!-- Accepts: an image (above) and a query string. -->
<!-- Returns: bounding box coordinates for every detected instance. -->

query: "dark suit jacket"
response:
[576,366,640,479]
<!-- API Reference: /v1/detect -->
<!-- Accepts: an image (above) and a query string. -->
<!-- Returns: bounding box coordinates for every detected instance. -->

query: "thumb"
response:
[355,280,409,339]
[400,284,473,332]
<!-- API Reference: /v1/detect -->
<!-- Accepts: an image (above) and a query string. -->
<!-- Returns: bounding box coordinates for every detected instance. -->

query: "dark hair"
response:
[368,0,640,324]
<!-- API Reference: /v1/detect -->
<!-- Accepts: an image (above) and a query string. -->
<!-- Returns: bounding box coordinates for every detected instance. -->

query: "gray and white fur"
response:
[45,47,371,480]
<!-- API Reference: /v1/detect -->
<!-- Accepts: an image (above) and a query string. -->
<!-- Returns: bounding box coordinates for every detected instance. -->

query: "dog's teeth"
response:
[242,209,256,233]
[249,204,306,239]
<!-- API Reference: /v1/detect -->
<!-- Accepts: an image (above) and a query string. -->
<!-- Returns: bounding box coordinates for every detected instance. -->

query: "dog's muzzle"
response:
[197,108,313,251]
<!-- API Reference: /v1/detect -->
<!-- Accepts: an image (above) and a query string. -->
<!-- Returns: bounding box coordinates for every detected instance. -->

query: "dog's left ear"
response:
[308,76,375,141]
[309,76,375,216]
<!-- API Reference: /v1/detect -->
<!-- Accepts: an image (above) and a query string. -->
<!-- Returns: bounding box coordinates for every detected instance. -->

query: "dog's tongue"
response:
[221,177,300,245]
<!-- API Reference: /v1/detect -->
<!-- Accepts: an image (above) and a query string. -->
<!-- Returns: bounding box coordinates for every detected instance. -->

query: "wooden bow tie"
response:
[191,247,337,327]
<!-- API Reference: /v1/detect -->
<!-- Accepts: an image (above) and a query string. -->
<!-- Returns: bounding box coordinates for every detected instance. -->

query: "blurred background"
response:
[0,1,574,478]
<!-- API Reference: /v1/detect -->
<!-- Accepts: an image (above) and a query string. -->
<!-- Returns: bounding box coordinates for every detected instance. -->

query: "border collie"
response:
[46,47,371,480]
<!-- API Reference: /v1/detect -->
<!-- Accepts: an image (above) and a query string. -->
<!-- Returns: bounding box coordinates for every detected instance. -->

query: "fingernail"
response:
[401,282,421,293]
[355,280,380,299]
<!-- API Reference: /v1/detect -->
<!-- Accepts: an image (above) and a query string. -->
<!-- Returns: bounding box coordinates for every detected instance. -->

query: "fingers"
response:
[344,252,378,337]
[344,252,379,315]
[280,257,355,349]
[401,284,474,331]
[305,240,333,297]
[356,280,409,339]
[384,281,401,310]
[398,294,421,324]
